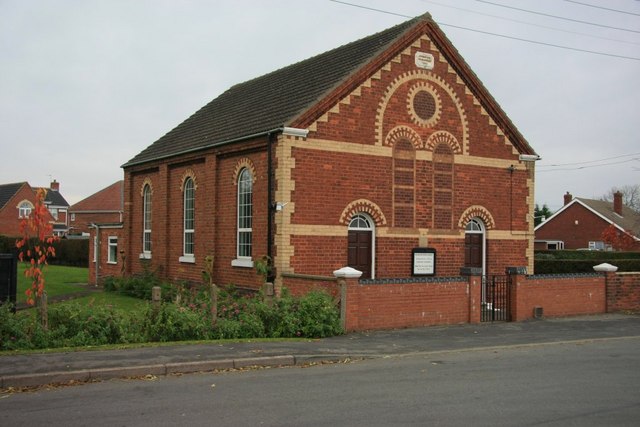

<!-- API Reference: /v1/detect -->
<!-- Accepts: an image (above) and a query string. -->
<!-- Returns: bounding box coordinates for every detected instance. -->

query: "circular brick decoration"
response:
[413,91,436,120]
[407,82,441,128]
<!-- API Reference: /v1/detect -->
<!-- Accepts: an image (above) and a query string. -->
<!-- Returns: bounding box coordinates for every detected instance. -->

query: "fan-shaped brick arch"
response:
[233,158,257,184]
[458,206,495,230]
[339,199,387,226]
[384,125,423,149]
[179,169,198,192]
[139,177,154,196]
[426,130,462,154]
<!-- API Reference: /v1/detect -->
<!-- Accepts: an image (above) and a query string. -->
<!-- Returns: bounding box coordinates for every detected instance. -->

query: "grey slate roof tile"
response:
[123,15,420,167]
[0,182,26,210]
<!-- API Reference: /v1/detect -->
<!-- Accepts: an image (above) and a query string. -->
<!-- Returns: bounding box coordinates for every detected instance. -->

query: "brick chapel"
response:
[90,13,539,288]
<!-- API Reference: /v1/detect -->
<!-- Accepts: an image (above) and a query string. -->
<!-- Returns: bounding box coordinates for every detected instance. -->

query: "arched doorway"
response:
[464,218,485,274]
[348,214,374,279]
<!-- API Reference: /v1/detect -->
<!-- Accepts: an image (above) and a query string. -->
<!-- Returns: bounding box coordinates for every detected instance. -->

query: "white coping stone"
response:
[333,266,363,279]
[593,263,618,272]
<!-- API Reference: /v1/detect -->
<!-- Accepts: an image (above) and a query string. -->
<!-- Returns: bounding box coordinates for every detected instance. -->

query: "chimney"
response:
[613,191,623,215]
[563,191,572,206]
[50,180,60,192]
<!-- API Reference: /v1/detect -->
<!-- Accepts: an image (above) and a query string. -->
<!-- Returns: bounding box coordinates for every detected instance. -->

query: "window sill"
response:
[231,258,254,268]
[179,255,195,264]
[139,253,152,260]
[107,261,117,265]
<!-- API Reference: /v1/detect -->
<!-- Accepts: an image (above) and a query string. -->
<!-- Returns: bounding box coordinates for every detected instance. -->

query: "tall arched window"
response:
[142,184,152,255]
[348,213,375,279]
[182,177,195,259]
[18,201,33,218]
[392,138,416,228]
[237,168,253,260]
[433,142,454,229]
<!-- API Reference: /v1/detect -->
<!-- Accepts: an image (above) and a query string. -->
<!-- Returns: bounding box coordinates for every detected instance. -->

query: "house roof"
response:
[0,182,27,210]
[577,197,640,237]
[41,188,70,208]
[123,13,535,168]
[536,197,640,239]
[70,181,124,212]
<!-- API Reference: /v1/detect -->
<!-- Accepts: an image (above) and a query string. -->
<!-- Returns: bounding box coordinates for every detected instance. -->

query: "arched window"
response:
[183,177,195,258]
[433,142,454,229]
[142,184,152,255]
[464,218,485,273]
[392,138,416,228]
[348,214,375,279]
[18,201,33,218]
[237,168,253,260]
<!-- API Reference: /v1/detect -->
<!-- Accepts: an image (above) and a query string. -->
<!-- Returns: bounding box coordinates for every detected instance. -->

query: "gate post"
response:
[506,266,527,321]
[461,267,482,324]
[334,267,362,332]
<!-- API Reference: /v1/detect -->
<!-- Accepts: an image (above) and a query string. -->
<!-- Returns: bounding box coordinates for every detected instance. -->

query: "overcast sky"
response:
[1,0,638,210]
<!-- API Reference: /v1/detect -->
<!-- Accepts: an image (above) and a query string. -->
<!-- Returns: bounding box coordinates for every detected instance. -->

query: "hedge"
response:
[0,235,88,267]
[534,250,640,274]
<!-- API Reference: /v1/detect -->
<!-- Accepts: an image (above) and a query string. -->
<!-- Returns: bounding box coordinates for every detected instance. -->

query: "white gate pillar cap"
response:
[333,266,363,279]
[593,263,618,272]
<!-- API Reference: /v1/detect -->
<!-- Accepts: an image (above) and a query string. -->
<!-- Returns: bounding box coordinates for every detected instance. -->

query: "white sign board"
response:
[415,52,434,70]
[412,249,436,276]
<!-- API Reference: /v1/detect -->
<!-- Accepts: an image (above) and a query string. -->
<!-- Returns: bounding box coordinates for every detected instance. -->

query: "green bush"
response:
[0,235,89,267]
[0,282,343,350]
[534,250,640,274]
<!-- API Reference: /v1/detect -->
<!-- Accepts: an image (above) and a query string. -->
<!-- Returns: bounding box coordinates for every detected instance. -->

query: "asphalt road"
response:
[1,336,639,426]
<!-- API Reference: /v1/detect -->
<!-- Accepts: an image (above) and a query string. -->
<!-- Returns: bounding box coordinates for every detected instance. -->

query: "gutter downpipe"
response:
[267,132,275,282]
[92,223,100,286]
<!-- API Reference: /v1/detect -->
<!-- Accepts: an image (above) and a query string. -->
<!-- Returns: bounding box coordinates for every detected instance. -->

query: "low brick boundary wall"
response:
[606,272,640,312]
[510,273,605,321]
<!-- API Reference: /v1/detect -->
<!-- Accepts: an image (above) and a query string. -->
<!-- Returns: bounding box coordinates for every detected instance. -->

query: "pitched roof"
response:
[0,182,27,210]
[123,13,534,168]
[577,197,640,237]
[42,188,70,208]
[536,197,640,238]
[70,181,124,212]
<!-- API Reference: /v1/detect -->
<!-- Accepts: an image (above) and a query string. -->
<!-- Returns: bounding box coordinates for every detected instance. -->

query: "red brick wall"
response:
[88,227,124,285]
[511,274,605,321]
[281,274,340,299]
[0,184,55,237]
[535,203,611,249]
[344,278,473,331]
[606,272,640,312]
[122,138,269,289]
[70,212,122,235]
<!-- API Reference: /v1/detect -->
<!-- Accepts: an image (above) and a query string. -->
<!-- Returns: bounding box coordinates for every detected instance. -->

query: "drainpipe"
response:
[92,223,100,286]
[267,132,276,282]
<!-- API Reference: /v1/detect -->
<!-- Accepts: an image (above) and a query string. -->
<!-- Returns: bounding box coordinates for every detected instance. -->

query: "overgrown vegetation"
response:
[535,250,640,274]
[0,235,88,267]
[1,273,342,351]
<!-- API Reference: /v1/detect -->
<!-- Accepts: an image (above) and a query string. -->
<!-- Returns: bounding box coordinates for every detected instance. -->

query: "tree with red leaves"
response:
[601,224,636,251]
[15,188,59,307]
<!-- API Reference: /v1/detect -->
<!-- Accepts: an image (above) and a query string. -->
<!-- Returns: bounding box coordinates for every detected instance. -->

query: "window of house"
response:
[589,241,606,251]
[70,213,76,222]
[18,202,32,218]
[108,236,118,264]
[50,208,59,220]
[181,177,195,262]
[233,168,253,267]
[142,184,152,257]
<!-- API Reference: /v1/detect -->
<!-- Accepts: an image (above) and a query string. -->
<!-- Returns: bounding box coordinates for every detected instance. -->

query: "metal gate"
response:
[481,275,511,322]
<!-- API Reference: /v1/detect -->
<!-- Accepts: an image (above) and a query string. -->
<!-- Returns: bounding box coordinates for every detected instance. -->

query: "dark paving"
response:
[1,313,638,387]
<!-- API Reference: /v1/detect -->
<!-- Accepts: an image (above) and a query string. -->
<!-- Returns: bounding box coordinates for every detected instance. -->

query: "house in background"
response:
[38,180,70,237]
[69,180,124,236]
[535,191,640,251]
[0,181,66,237]
[91,13,538,288]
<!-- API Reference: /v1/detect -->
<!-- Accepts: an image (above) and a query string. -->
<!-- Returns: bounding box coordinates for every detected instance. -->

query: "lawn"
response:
[17,263,88,303]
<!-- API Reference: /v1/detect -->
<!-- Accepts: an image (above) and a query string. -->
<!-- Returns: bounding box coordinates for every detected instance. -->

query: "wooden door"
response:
[465,233,483,269]
[348,230,372,279]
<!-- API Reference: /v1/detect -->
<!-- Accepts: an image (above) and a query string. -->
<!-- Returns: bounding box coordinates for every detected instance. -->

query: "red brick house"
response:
[69,181,124,236]
[91,14,538,288]
[535,191,640,251]
[0,181,65,238]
